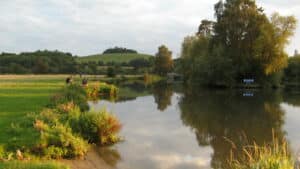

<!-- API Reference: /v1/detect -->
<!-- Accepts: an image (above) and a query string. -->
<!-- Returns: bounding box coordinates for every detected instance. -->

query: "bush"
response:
[85,84,100,100]
[35,122,89,159]
[70,110,122,145]
[27,83,122,160]
[85,83,118,100]
[33,102,121,159]
[99,83,118,98]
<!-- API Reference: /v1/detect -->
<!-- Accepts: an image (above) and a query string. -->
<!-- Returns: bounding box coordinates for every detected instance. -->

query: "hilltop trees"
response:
[154,45,174,76]
[103,47,137,54]
[180,0,297,87]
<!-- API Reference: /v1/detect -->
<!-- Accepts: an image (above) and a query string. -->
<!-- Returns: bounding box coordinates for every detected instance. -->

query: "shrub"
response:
[99,83,118,98]
[85,83,118,100]
[70,110,122,145]
[35,123,89,159]
[85,84,100,100]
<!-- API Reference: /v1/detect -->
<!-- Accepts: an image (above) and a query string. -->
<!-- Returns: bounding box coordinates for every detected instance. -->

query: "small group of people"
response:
[65,75,88,86]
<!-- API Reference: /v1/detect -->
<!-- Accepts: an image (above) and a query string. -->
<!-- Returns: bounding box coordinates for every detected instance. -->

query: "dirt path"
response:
[61,147,118,169]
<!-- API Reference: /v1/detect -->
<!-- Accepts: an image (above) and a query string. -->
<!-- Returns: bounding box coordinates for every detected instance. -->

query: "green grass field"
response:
[0,161,69,169]
[77,53,153,63]
[0,75,67,150]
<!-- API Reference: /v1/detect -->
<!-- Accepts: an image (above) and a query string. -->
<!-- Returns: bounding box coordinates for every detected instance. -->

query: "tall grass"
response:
[49,84,89,111]
[85,82,118,101]
[230,134,293,169]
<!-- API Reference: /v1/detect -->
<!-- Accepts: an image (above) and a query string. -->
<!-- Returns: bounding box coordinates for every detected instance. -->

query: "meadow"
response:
[0,75,67,149]
[0,75,70,168]
[77,53,152,63]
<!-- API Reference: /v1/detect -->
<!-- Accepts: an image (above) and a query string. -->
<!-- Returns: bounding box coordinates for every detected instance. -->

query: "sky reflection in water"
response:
[89,87,300,169]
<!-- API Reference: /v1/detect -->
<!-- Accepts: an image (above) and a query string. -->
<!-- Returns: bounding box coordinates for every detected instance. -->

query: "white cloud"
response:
[0,0,299,56]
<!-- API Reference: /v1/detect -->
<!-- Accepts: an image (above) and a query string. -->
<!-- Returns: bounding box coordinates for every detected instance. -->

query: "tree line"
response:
[0,49,170,75]
[0,51,77,74]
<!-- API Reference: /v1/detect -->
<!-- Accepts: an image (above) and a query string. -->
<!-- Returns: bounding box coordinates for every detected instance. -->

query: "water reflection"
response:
[179,88,286,168]
[153,82,174,111]
[89,83,300,169]
[96,147,122,167]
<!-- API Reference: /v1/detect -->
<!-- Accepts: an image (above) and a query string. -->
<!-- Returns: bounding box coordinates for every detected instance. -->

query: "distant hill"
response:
[77,53,153,63]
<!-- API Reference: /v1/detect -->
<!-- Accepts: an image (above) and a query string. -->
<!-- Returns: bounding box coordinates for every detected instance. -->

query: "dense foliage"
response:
[284,55,300,86]
[0,51,77,74]
[32,84,122,159]
[103,47,137,54]
[0,50,154,75]
[180,0,297,87]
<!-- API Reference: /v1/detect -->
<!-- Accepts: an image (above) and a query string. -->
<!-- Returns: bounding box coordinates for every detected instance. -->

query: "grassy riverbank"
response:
[0,75,66,150]
[0,75,122,168]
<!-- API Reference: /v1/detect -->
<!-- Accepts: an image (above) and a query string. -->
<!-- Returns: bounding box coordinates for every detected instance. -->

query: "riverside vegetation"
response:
[0,76,122,168]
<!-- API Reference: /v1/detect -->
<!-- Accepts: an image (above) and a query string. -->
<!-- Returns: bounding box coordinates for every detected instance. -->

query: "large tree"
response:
[154,45,173,76]
[180,0,297,87]
[213,0,296,83]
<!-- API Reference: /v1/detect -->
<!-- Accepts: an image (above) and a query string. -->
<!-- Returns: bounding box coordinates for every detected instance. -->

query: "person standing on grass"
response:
[82,78,88,87]
[66,76,73,84]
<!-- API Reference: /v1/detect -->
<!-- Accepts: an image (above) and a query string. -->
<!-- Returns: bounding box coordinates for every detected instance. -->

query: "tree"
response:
[107,67,116,77]
[254,13,297,75]
[180,0,297,87]
[154,45,173,76]
[213,0,269,80]
[284,55,300,83]
[197,20,214,37]
[129,58,150,71]
[181,35,234,86]
[33,57,49,74]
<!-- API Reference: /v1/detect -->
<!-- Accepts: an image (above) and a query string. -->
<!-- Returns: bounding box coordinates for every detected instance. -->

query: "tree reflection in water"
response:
[178,88,286,169]
[153,82,174,111]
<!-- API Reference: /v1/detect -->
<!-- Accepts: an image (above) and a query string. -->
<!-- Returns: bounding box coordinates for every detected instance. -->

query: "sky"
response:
[0,0,299,57]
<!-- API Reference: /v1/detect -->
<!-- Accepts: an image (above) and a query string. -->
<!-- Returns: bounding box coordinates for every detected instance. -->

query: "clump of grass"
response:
[85,84,100,100]
[230,135,293,169]
[49,84,89,111]
[33,102,122,159]
[85,82,118,101]
[0,160,69,169]
[70,110,122,145]
[98,83,118,98]
[0,145,14,161]
[34,121,89,159]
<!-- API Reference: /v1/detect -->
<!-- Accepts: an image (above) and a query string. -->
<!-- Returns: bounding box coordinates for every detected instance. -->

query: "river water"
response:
[89,84,300,169]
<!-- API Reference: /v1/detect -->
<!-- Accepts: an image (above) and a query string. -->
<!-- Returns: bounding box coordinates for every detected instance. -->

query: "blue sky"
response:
[0,0,299,57]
